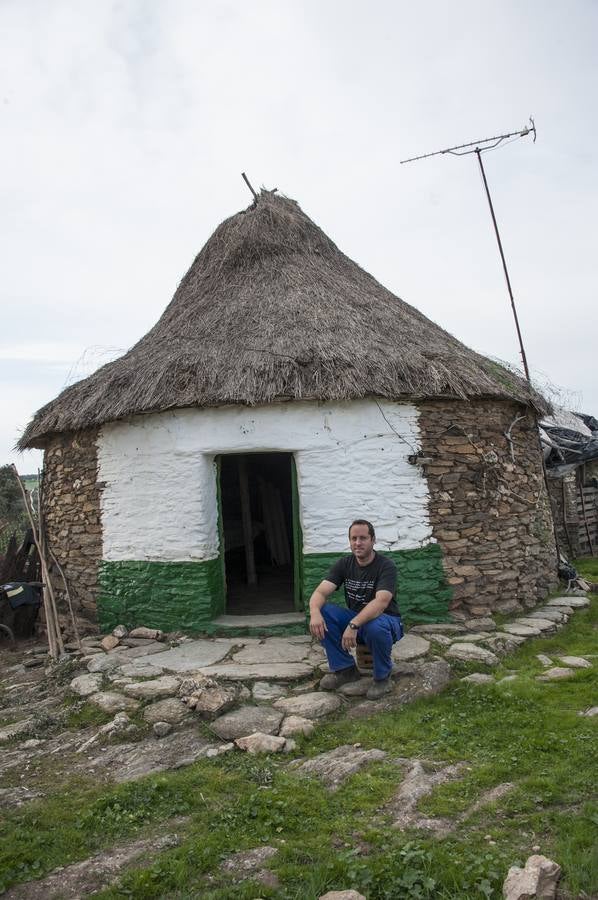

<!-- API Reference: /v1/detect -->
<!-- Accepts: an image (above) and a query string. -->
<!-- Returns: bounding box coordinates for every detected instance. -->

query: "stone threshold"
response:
[210,612,307,635]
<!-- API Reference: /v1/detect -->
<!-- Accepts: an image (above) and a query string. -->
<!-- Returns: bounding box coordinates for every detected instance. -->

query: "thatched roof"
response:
[20,191,546,449]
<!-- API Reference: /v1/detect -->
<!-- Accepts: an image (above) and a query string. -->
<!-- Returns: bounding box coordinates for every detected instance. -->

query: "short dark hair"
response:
[349,519,375,540]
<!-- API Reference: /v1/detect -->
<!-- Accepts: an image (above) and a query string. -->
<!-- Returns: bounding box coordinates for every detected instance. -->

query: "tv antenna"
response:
[401,118,536,383]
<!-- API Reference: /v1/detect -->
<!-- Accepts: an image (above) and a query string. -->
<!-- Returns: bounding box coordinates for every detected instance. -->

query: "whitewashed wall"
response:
[97,400,433,562]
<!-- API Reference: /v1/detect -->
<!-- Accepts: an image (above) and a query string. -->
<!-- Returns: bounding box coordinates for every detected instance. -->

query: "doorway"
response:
[219,452,297,615]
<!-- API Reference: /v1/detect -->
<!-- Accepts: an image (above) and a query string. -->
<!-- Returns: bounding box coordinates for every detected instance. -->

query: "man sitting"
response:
[308,519,403,700]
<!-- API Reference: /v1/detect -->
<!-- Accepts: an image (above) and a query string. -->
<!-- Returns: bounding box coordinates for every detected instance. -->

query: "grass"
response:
[0,599,597,898]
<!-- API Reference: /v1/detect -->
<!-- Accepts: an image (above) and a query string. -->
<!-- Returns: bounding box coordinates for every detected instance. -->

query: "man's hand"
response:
[309,611,327,641]
[342,626,357,651]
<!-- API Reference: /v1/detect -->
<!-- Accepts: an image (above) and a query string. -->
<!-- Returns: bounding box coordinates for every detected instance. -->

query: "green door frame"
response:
[291,455,304,611]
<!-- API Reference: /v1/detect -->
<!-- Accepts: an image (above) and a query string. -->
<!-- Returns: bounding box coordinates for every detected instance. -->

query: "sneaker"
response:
[319,666,361,691]
[366,677,393,700]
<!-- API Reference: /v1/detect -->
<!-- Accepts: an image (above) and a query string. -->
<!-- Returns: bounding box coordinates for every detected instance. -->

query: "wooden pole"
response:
[10,465,63,658]
[237,457,257,586]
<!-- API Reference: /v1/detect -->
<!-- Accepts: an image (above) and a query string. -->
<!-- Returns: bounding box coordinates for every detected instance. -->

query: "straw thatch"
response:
[20,191,546,449]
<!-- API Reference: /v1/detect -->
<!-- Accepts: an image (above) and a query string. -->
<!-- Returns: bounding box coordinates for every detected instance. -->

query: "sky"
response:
[2,0,597,472]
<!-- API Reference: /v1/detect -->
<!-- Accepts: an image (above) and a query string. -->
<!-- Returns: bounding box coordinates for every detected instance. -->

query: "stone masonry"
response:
[42,430,103,619]
[418,399,558,617]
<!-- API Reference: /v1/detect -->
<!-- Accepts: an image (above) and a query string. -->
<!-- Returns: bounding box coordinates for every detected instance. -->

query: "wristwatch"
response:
[348,621,359,631]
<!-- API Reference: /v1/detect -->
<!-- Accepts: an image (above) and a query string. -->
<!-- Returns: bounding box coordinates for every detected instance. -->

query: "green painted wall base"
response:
[98,558,224,632]
[98,544,451,634]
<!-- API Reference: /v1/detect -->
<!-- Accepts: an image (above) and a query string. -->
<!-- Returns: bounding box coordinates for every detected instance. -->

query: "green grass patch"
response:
[573,556,598,580]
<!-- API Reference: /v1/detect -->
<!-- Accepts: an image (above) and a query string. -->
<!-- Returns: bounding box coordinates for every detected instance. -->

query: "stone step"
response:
[212,613,306,628]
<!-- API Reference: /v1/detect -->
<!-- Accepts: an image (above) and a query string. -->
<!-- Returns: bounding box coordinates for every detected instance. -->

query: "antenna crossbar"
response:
[400,118,536,164]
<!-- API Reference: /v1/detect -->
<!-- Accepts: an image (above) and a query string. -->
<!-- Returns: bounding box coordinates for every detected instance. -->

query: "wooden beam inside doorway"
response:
[237,456,257,585]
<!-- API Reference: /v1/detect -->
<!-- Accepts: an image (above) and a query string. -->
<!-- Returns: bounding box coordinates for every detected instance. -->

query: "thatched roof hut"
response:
[24,191,557,634]
[20,191,544,450]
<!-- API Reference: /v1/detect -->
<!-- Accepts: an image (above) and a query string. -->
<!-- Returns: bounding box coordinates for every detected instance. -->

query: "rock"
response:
[117,664,166,678]
[134,639,237,672]
[152,721,172,738]
[386,759,467,829]
[87,654,126,674]
[273,692,342,719]
[392,634,430,660]
[284,737,298,753]
[536,667,574,681]
[205,742,234,758]
[20,738,43,749]
[527,608,567,623]
[0,719,32,743]
[235,732,286,754]
[463,617,496,632]
[484,634,526,655]
[279,715,315,737]
[536,654,553,667]
[220,845,278,880]
[547,596,589,608]
[252,681,288,701]
[337,678,371,697]
[118,642,169,659]
[142,697,191,725]
[422,633,452,646]
[557,656,591,668]
[128,626,165,641]
[494,598,523,615]
[291,679,319,694]
[232,640,309,664]
[69,673,103,697]
[211,705,284,740]
[122,676,181,700]
[446,643,499,666]
[112,624,128,638]
[410,623,465,634]
[319,892,366,900]
[515,618,556,633]
[502,853,561,900]
[184,685,238,718]
[579,706,598,717]
[101,635,120,652]
[461,673,494,685]
[23,658,44,668]
[199,662,314,681]
[292,745,386,790]
[499,675,518,683]
[88,692,141,714]
[501,624,542,638]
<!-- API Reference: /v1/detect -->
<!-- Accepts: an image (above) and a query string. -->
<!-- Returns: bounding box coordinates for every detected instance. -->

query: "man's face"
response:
[349,524,374,561]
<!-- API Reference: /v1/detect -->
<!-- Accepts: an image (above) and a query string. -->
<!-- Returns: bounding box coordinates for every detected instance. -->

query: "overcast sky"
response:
[2,0,597,472]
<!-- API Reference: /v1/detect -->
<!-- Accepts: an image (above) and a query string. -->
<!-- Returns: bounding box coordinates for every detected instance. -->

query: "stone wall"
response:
[42,430,103,620]
[418,399,558,616]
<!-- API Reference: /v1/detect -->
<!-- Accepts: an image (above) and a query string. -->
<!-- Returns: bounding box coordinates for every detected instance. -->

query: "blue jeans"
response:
[320,603,403,681]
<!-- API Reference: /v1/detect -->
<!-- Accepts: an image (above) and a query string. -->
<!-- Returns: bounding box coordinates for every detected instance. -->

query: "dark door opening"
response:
[219,452,295,615]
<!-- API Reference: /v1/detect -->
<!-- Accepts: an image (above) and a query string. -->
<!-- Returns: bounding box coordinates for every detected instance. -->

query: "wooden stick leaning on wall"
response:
[10,464,64,659]
[39,468,81,649]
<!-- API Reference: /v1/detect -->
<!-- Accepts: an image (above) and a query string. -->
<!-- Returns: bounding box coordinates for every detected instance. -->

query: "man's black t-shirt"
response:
[326,552,400,617]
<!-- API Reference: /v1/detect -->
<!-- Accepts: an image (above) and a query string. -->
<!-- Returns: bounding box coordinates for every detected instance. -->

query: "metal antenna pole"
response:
[400,119,536,384]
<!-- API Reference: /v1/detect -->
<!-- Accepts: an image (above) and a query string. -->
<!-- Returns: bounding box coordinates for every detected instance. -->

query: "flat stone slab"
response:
[122,676,181,700]
[117,642,170,659]
[232,641,309,664]
[198,662,314,682]
[547,596,589,608]
[273,692,342,719]
[579,706,598,717]
[515,618,556,632]
[117,664,166,678]
[252,682,289,702]
[135,640,236,672]
[461,673,494,685]
[279,715,315,737]
[235,733,287,754]
[88,692,140,714]
[527,608,567,622]
[292,745,387,790]
[501,624,542,637]
[212,612,305,627]
[446,643,499,666]
[392,634,430,661]
[210,705,284,740]
[410,623,465,634]
[536,667,575,681]
[558,656,592,668]
[463,617,496,632]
